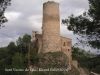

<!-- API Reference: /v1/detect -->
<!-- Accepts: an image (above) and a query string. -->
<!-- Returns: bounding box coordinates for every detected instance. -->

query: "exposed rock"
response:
[32,51,80,75]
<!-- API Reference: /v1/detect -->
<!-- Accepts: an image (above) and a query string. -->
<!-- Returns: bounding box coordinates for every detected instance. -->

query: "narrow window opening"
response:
[36,39,38,41]
[67,42,70,45]
[63,42,66,46]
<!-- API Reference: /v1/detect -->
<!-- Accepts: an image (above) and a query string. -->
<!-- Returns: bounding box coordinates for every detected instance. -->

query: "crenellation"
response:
[44,1,59,5]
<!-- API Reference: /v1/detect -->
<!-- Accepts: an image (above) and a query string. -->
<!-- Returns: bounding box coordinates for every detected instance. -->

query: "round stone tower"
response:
[42,1,61,53]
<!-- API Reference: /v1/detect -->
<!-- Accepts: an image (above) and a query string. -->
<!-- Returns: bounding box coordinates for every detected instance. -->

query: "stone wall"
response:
[72,60,78,69]
[32,1,73,71]
[35,34,42,53]
[32,31,38,41]
[61,36,72,62]
[42,1,61,53]
[61,36,72,70]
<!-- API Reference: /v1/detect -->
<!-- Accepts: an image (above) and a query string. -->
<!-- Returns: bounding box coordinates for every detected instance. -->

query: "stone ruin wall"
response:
[31,1,78,71]
[32,32,78,71]
[60,36,72,62]
[72,60,78,69]
[60,36,72,70]
[35,34,42,53]
[32,33,72,64]
[32,31,39,41]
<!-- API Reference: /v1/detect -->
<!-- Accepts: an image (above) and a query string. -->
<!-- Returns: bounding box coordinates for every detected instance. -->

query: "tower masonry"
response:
[32,31,38,41]
[32,1,74,70]
[42,1,61,52]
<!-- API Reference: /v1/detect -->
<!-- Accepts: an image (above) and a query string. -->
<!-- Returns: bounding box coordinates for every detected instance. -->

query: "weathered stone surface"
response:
[90,72,100,75]
[42,1,61,52]
[32,52,80,75]
[72,60,78,69]
[32,1,73,72]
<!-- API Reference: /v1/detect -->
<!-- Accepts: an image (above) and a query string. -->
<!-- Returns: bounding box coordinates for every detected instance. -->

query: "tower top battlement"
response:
[43,1,59,5]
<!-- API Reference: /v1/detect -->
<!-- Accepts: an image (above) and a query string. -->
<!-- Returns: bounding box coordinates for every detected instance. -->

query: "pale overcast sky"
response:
[0,0,99,54]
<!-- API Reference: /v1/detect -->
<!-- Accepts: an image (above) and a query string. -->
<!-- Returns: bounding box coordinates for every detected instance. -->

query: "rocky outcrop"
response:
[90,72,100,75]
[31,51,80,75]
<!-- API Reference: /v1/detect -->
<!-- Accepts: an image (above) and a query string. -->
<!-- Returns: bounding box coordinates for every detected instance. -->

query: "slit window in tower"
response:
[63,42,66,46]
[36,39,38,42]
[68,42,70,45]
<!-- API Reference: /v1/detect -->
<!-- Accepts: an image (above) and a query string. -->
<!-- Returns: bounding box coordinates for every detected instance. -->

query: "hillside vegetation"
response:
[72,47,100,74]
[32,51,80,75]
[0,34,100,75]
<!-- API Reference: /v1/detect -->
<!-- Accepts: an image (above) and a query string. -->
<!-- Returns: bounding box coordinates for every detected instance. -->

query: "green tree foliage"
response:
[16,37,24,46]
[0,47,14,75]
[23,34,31,43]
[0,34,32,75]
[72,47,100,74]
[12,52,26,75]
[29,47,38,65]
[72,47,94,60]
[16,34,31,54]
[0,47,8,75]
[0,34,38,75]
[91,65,100,74]
[5,42,17,65]
[62,0,100,49]
[0,0,11,29]
[0,47,8,59]
[22,34,31,54]
[16,37,26,54]
[12,52,25,68]
[7,42,17,54]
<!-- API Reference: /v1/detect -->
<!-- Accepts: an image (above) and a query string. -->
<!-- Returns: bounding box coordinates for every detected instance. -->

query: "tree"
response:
[12,52,26,75]
[23,34,31,53]
[72,47,94,60]
[23,34,31,43]
[6,42,17,65]
[0,0,11,29]
[16,37,26,54]
[0,34,32,75]
[23,34,31,75]
[16,37,24,46]
[7,42,17,54]
[62,0,100,49]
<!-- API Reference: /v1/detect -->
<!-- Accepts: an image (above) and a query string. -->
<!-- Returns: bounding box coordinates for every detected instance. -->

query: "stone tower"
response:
[42,1,61,53]
[32,31,38,41]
